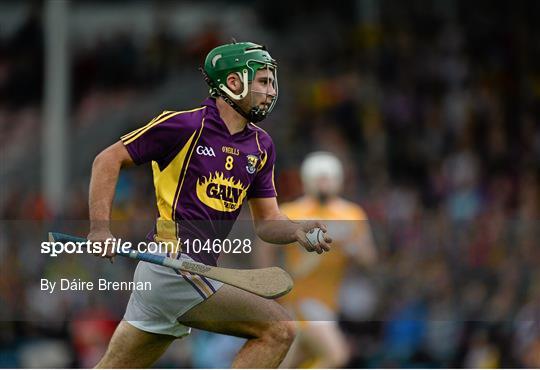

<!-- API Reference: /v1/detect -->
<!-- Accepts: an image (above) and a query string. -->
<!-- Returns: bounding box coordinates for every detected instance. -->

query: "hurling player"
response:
[87,42,332,368]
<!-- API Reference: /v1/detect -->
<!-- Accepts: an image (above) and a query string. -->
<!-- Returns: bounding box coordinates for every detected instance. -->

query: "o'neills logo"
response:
[196,172,248,212]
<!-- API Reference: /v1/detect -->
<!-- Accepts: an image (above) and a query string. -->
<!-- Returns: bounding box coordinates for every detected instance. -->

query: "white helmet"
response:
[300,151,344,197]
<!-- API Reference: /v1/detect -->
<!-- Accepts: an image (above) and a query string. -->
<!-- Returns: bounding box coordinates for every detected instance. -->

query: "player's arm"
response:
[350,220,377,266]
[87,141,134,254]
[248,197,332,254]
[87,110,190,255]
[342,212,377,267]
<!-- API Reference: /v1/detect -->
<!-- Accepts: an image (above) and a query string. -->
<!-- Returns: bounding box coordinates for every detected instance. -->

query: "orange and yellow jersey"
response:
[279,196,370,315]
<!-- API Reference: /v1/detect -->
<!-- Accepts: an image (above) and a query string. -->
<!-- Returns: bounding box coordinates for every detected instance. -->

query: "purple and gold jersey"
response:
[121,98,276,265]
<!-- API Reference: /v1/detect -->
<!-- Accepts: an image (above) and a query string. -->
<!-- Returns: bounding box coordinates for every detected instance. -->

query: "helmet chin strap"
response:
[218,90,254,122]
[220,93,270,123]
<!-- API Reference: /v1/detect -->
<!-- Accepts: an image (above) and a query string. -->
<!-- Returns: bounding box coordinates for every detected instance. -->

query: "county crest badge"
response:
[246,154,259,174]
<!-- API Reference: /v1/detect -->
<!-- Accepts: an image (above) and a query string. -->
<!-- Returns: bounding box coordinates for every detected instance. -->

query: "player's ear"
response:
[226,73,243,94]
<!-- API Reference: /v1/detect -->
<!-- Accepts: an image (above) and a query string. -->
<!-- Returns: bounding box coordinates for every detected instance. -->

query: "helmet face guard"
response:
[201,42,278,123]
[244,61,278,122]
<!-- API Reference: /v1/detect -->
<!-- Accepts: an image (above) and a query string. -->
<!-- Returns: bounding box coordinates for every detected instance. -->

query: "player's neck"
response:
[216,98,249,135]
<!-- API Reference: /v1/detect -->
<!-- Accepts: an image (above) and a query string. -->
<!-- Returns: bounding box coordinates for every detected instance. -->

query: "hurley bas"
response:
[41,278,152,293]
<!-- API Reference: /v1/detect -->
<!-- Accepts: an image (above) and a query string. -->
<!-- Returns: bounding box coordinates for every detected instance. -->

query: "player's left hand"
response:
[295,221,333,254]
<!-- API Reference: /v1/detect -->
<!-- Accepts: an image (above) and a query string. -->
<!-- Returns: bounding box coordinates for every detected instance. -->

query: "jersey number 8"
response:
[225,155,234,170]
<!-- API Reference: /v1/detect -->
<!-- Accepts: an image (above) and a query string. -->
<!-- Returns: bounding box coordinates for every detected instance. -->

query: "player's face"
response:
[307,174,340,203]
[248,68,277,111]
[314,176,335,197]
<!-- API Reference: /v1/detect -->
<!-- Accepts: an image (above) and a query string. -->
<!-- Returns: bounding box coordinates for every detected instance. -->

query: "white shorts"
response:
[123,254,223,337]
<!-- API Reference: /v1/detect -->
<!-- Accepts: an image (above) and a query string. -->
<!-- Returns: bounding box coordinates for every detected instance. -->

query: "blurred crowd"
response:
[1,0,539,368]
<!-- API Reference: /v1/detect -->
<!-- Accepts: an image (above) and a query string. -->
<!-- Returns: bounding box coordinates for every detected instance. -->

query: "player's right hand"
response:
[87,229,116,263]
[295,221,333,254]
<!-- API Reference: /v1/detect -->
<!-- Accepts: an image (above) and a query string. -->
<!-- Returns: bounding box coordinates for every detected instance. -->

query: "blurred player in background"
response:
[258,152,377,368]
[87,42,332,368]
